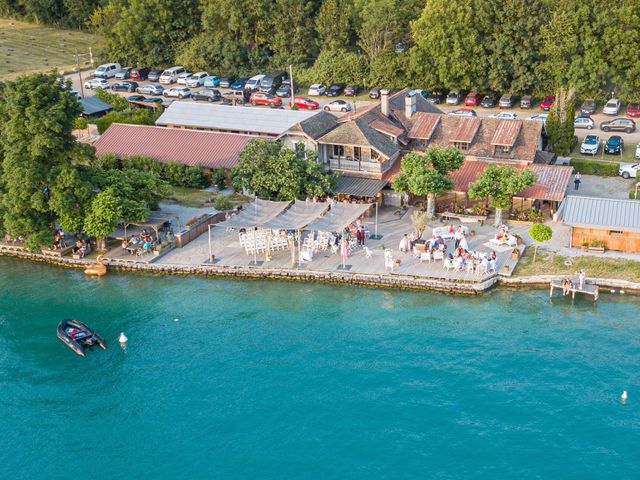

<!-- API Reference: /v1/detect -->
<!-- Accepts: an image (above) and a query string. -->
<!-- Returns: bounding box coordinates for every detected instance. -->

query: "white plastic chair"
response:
[419,252,431,263]
[364,246,373,258]
[433,250,444,262]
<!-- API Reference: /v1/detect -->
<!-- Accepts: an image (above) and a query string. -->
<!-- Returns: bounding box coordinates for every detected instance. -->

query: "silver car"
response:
[323,100,352,113]
[574,116,595,130]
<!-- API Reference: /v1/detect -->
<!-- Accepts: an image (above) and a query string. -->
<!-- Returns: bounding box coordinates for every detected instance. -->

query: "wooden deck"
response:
[550,277,599,301]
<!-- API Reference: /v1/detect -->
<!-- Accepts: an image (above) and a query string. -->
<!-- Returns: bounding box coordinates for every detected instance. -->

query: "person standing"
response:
[574,172,582,190]
[454,226,463,249]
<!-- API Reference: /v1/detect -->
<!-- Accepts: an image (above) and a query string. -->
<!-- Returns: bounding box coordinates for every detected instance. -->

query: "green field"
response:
[0,18,101,80]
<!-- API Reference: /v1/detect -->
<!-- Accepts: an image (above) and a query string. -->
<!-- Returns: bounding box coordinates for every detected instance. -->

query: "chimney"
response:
[405,91,416,118]
[380,88,390,117]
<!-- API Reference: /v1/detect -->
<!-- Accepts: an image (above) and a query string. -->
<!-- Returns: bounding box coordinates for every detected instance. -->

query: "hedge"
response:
[569,158,619,176]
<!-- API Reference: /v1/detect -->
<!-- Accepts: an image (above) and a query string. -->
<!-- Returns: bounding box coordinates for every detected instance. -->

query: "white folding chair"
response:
[419,252,431,263]
[364,246,373,258]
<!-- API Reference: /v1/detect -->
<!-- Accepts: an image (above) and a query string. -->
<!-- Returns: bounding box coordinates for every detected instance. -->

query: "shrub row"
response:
[570,159,619,176]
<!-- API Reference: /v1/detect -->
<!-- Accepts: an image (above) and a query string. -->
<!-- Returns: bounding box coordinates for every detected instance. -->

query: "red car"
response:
[540,95,555,111]
[249,92,282,106]
[464,92,481,107]
[289,96,319,110]
[626,102,640,118]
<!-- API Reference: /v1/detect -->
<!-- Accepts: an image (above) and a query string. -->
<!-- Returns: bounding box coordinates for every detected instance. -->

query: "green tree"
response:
[0,73,90,250]
[316,0,352,48]
[528,222,552,263]
[357,0,402,64]
[232,140,335,200]
[304,48,368,85]
[468,165,537,227]
[392,148,464,219]
[545,86,576,155]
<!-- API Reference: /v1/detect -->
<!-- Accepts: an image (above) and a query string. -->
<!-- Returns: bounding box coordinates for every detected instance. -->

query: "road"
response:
[65,70,640,159]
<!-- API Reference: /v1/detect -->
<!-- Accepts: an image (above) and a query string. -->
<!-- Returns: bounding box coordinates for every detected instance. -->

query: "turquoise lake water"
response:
[0,257,639,479]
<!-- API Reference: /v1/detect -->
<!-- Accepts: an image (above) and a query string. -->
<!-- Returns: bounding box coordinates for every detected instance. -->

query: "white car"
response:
[163,87,191,99]
[176,72,193,85]
[186,72,208,87]
[323,100,352,112]
[603,98,621,115]
[489,111,517,120]
[619,163,638,179]
[308,84,326,96]
[84,78,110,89]
[580,134,600,155]
[448,108,476,117]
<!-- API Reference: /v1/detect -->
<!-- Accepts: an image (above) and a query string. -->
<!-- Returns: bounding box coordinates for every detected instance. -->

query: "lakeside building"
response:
[557,195,640,253]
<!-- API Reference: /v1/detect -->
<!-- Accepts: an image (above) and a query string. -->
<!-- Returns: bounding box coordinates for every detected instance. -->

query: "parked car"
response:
[259,71,287,93]
[446,89,465,105]
[326,83,345,97]
[527,113,548,122]
[308,84,327,96]
[427,89,446,104]
[147,70,161,82]
[580,99,597,115]
[186,72,209,87]
[275,82,298,98]
[114,67,132,80]
[231,77,249,90]
[481,93,497,108]
[130,67,150,81]
[93,63,121,79]
[344,85,360,96]
[489,111,517,120]
[111,81,139,92]
[499,94,515,108]
[159,66,186,84]
[580,134,600,155]
[136,84,163,95]
[464,92,481,107]
[163,87,191,98]
[600,118,636,133]
[540,95,555,110]
[411,89,429,99]
[603,98,622,115]
[520,95,533,109]
[176,72,194,85]
[604,135,624,155]
[448,108,476,117]
[219,76,236,88]
[620,162,639,178]
[626,103,640,118]
[223,90,247,105]
[369,87,384,99]
[84,78,110,89]
[323,99,351,112]
[574,116,595,130]
[192,89,222,102]
[126,95,145,102]
[289,96,319,110]
[249,92,282,106]
[203,75,220,87]
[245,74,266,92]
[142,97,163,105]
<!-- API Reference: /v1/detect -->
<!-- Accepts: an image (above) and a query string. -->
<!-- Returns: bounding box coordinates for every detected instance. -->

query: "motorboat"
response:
[57,319,107,356]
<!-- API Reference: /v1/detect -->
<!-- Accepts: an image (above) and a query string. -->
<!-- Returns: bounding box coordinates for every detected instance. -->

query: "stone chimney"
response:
[405,91,416,118]
[380,88,391,117]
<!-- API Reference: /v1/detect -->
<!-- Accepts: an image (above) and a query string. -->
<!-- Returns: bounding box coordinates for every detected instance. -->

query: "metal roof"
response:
[80,97,113,116]
[450,117,481,144]
[94,124,258,169]
[558,195,640,232]
[333,176,388,198]
[491,120,522,147]
[155,102,320,136]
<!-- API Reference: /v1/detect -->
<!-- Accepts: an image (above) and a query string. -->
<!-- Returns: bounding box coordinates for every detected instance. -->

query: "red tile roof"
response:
[450,117,481,144]
[381,156,403,183]
[94,123,258,169]
[408,113,441,140]
[450,161,573,201]
[491,120,522,147]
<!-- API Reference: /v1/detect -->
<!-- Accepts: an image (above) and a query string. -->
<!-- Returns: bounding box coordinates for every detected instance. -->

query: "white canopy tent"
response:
[261,200,329,230]
[305,203,372,232]
[215,198,291,229]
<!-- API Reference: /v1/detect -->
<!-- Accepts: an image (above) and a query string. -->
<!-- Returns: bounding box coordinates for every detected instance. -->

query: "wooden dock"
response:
[549,278,599,301]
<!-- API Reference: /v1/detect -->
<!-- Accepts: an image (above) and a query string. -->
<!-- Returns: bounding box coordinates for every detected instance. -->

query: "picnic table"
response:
[440,211,487,225]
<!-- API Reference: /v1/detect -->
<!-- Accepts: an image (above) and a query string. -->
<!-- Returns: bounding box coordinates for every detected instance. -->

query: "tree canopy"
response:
[232,140,335,201]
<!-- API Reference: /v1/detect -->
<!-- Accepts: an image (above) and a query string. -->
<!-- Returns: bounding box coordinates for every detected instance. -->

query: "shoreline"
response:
[2,249,639,295]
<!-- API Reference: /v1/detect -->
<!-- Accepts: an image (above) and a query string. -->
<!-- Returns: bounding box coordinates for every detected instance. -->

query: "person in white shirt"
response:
[454,226,463,248]
[399,234,409,252]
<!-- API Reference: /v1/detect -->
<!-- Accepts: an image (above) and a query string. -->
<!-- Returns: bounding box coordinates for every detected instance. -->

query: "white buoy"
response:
[119,332,128,344]
[621,390,628,402]
[173,318,179,322]
[620,290,625,295]
[610,289,616,293]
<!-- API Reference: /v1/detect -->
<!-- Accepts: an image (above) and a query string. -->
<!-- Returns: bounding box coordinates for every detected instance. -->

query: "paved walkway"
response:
[565,175,635,200]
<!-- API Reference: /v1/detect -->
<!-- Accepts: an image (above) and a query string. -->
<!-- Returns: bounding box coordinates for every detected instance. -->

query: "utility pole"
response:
[75,49,84,99]
[289,64,295,109]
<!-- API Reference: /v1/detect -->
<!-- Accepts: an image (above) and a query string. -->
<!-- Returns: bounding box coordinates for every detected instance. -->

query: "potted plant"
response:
[511,248,520,260]
[588,240,606,253]
[581,240,589,252]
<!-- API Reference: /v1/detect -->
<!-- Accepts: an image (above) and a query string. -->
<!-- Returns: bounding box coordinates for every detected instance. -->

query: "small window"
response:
[609,230,624,237]
[333,145,344,157]
[454,142,469,150]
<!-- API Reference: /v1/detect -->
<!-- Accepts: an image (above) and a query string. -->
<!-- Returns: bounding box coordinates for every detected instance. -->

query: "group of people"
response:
[561,270,587,295]
[445,249,497,274]
[52,228,67,250]
[122,229,155,255]
[73,238,90,258]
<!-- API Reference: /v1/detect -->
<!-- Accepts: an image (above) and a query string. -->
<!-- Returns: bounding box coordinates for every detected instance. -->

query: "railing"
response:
[329,158,382,173]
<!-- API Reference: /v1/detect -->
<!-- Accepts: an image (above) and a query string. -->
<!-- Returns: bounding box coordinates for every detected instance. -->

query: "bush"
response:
[95,109,159,134]
[121,156,210,188]
[74,117,88,130]
[214,195,233,211]
[211,168,226,190]
[570,158,619,176]
[93,88,129,111]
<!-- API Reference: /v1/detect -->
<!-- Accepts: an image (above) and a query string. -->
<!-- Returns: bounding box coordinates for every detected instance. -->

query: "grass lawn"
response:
[0,18,101,80]
[163,187,249,208]
[513,248,640,282]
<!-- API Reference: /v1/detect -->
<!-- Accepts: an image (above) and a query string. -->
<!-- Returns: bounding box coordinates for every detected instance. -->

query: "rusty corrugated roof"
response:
[94,123,258,169]
[450,117,481,144]
[370,119,405,137]
[491,120,523,147]
[407,113,441,140]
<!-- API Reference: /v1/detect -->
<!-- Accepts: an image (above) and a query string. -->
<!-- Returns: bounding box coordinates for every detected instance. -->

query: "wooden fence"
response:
[174,212,227,248]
